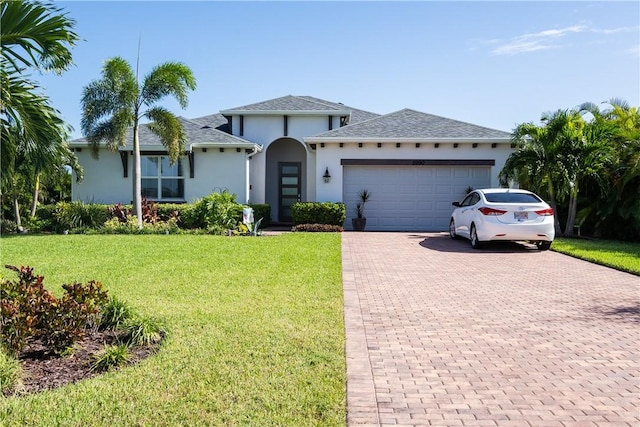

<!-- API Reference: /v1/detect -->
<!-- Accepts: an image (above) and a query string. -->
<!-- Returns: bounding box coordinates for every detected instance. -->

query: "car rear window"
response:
[484,192,542,203]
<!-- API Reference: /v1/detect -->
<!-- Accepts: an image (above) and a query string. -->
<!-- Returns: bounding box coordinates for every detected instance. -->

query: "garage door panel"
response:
[343,165,491,231]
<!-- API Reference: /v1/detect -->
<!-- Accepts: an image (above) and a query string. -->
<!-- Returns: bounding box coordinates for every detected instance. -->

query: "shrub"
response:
[123,316,166,346]
[90,343,130,372]
[291,224,344,232]
[173,203,200,229]
[0,265,109,355]
[0,219,17,235]
[101,216,180,234]
[249,204,271,228]
[192,190,243,233]
[34,204,58,231]
[291,202,346,226]
[99,296,135,331]
[0,349,23,394]
[55,201,109,231]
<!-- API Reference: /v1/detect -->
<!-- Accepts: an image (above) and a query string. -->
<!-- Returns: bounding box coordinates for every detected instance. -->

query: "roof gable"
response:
[221,95,349,114]
[308,108,512,140]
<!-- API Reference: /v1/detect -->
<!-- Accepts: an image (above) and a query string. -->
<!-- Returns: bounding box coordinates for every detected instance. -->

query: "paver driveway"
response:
[342,232,640,427]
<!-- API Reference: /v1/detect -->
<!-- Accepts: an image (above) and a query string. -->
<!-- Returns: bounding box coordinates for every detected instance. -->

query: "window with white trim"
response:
[141,156,184,200]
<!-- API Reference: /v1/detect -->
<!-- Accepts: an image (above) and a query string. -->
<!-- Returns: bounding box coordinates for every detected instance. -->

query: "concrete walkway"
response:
[342,232,640,427]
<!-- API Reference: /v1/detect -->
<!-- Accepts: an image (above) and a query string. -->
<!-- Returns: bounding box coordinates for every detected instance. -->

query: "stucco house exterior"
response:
[70,95,513,231]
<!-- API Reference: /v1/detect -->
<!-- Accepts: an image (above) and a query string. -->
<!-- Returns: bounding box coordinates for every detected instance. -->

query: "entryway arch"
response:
[265,137,307,223]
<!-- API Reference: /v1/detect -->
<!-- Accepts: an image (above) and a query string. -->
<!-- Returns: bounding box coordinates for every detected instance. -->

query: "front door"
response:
[278,162,301,223]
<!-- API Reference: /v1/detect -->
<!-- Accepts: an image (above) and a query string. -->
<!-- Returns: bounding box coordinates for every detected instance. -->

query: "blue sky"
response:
[37,1,639,139]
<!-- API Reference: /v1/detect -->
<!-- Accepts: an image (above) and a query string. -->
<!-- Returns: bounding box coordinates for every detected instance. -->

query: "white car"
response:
[449,188,555,250]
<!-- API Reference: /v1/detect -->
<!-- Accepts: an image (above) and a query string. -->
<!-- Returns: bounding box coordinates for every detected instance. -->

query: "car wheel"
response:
[537,241,552,251]
[470,224,482,249]
[449,219,459,239]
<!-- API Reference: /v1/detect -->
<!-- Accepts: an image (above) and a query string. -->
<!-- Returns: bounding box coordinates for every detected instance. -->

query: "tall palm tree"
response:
[81,57,196,228]
[1,0,80,225]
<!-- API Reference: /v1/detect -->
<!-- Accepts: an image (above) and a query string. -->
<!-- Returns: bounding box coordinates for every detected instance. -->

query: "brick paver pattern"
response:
[343,233,640,427]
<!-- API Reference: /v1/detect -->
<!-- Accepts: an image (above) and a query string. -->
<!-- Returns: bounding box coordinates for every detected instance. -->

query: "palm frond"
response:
[140,62,196,108]
[0,0,79,74]
[145,107,186,163]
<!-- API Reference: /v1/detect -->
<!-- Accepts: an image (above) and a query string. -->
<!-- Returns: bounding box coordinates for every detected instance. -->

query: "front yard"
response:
[0,234,345,426]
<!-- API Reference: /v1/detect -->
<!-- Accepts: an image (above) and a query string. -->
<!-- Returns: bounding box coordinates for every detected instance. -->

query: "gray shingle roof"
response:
[308,109,512,140]
[221,95,349,113]
[297,96,381,124]
[70,116,256,148]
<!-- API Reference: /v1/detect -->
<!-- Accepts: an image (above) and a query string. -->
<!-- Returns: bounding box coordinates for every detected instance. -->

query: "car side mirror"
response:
[452,202,460,207]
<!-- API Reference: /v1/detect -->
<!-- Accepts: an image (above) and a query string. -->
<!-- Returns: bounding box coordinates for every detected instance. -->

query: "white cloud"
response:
[491,25,587,56]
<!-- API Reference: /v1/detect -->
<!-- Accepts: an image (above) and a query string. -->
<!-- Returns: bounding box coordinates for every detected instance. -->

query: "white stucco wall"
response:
[186,148,249,203]
[72,150,132,204]
[72,148,250,204]
[313,142,514,203]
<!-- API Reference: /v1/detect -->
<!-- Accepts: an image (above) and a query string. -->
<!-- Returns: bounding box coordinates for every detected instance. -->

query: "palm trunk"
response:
[547,181,562,236]
[12,194,22,228]
[133,123,143,229]
[10,175,22,228]
[563,188,579,237]
[30,173,40,217]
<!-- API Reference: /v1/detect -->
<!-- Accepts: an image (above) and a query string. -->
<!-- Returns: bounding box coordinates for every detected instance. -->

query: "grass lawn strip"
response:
[0,234,345,426]
[553,238,640,275]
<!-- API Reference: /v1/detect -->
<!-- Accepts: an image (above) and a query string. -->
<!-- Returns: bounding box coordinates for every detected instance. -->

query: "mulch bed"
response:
[6,330,160,396]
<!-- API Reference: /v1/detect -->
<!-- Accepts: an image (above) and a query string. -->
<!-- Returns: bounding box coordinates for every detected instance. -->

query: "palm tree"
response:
[500,109,614,237]
[1,0,80,226]
[81,57,196,228]
[500,111,569,235]
[578,99,640,240]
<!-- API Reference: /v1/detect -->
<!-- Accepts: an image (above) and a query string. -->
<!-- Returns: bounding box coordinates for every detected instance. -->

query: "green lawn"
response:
[0,234,345,426]
[553,237,640,275]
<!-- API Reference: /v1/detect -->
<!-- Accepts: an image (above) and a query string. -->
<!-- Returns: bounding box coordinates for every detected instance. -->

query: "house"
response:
[70,95,513,231]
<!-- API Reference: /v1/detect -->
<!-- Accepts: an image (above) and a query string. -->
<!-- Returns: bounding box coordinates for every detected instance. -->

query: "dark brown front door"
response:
[278,162,301,222]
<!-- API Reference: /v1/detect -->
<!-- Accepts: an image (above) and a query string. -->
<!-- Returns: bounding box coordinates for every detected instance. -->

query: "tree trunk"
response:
[12,193,22,228]
[547,182,562,236]
[30,173,41,217]
[563,188,579,237]
[133,123,143,229]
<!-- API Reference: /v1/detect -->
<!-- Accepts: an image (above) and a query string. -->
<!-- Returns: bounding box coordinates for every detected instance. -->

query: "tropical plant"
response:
[90,343,130,372]
[99,297,135,331]
[355,189,371,219]
[500,109,615,237]
[577,99,640,240]
[123,316,166,346]
[1,0,81,227]
[81,57,196,228]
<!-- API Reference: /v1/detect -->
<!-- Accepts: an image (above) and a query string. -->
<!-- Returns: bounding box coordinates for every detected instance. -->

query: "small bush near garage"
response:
[292,224,344,232]
[291,202,346,226]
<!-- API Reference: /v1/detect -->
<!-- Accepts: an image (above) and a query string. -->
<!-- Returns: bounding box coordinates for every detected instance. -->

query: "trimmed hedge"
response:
[291,202,346,226]
[249,204,271,228]
[291,224,343,232]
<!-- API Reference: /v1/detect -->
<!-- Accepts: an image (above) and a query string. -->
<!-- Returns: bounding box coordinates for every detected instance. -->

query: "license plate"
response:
[514,211,528,221]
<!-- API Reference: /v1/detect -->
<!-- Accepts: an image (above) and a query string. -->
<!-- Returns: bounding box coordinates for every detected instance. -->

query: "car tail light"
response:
[535,208,554,216]
[478,207,507,216]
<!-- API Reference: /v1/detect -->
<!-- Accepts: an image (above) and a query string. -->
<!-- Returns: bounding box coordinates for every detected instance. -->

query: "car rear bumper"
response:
[477,222,555,242]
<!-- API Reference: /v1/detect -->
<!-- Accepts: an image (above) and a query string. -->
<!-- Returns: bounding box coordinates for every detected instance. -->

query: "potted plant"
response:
[351,189,371,231]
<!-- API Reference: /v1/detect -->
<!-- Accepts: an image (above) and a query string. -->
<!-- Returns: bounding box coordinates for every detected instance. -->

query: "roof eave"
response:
[219,109,352,116]
[304,137,512,144]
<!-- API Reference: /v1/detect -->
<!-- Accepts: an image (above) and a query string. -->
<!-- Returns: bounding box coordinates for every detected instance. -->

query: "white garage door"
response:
[343,165,491,231]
